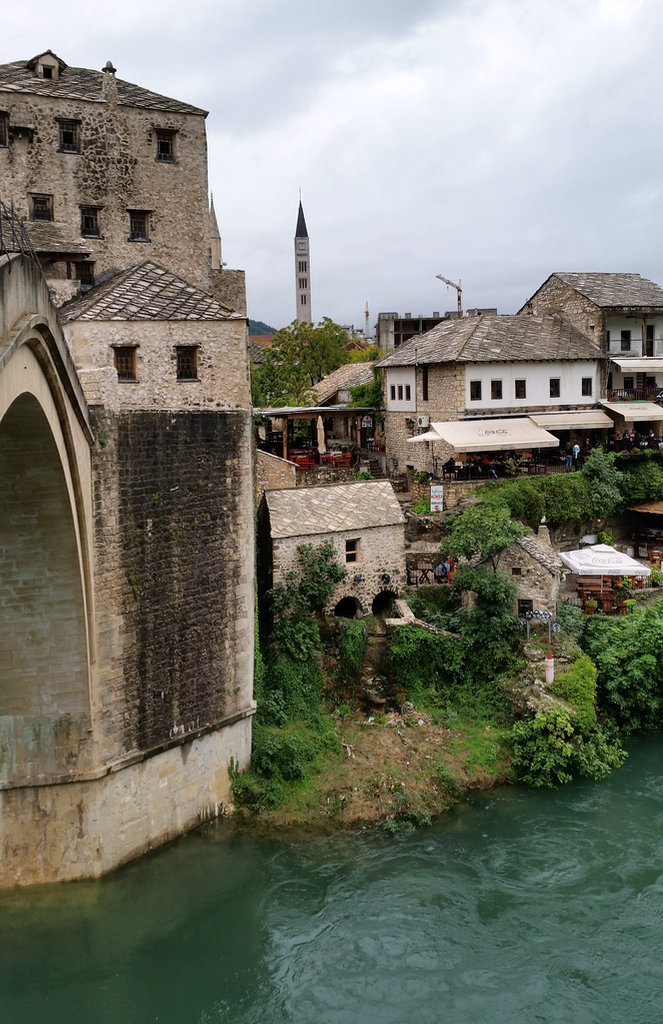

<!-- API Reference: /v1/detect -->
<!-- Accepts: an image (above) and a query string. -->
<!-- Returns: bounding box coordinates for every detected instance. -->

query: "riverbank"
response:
[233,702,513,831]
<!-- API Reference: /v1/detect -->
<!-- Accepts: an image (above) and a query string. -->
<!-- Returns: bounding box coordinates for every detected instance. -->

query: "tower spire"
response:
[294,197,311,323]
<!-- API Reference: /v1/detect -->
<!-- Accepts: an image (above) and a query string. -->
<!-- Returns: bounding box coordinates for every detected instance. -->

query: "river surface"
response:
[2,737,663,1024]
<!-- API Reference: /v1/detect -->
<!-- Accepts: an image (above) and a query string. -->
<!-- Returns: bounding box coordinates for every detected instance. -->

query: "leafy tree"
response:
[446,503,528,571]
[349,344,380,362]
[620,461,663,505]
[348,367,384,411]
[251,318,351,406]
[580,447,623,518]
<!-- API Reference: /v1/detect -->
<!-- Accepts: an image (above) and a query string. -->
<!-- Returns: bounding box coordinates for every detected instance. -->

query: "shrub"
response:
[410,498,431,515]
[548,655,597,733]
[338,619,367,684]
[510,707,576,787]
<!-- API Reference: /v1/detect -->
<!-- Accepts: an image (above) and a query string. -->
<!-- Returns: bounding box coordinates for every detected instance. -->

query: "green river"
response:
[2,736,663,1024]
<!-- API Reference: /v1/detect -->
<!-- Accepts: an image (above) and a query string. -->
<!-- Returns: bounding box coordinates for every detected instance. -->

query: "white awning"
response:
[611,357,663,371]
[559,544,651,577]
[410,418,559,453]
[600,400,663,422]
[529,411,613,430]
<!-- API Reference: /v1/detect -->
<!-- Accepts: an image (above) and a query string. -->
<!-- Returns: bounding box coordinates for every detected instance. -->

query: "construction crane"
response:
[436,274,462,317]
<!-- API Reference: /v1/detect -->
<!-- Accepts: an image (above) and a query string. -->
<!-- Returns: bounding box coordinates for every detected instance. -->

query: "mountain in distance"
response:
[249,320,277,336]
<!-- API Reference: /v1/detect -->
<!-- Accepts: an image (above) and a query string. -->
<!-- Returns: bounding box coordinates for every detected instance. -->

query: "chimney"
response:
[537,524,551,546]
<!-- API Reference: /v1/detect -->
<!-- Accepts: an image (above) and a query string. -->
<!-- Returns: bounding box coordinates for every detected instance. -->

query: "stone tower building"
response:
[0,53,255,885]
[0,49,243,313]
[294,199,311,323]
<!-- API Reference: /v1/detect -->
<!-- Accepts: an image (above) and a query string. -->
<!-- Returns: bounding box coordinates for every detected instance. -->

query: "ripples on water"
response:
[2,738,663,1023]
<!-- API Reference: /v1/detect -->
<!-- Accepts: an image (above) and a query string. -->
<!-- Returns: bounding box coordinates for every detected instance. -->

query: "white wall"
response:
[384,367,416,412]
[463,361,599,410]
[606,316,663,357]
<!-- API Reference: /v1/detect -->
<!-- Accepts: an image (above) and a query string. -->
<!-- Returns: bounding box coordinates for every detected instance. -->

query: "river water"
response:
[2,737,663,1024]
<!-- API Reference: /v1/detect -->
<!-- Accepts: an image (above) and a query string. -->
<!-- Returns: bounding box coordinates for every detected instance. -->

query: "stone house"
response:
[259,480,406,617]
[0,50,243,312]
[375,313,605,475]
[521,273,663,431]
[496,527,564,619]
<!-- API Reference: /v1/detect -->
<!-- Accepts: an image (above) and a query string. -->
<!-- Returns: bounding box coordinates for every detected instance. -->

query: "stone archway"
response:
[334,595,363,618]
[371,589,397,616]
[0,393,90,781]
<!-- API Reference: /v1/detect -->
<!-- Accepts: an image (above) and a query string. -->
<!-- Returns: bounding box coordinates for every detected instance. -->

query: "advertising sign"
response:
[430,484,444,512]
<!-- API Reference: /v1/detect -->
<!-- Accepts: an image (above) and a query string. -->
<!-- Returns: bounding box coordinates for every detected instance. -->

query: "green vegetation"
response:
[251,317,351,406]
[337,620,368,687]
[447,503,528,570]
[233,543,346,812]
[348,367,383,410]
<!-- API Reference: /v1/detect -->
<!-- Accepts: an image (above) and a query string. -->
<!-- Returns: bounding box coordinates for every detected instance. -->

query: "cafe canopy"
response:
[407,417,559,453]
[559,544,651,578]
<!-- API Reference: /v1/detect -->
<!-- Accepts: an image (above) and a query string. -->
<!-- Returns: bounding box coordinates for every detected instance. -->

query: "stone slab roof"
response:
[309,362,375,404]
[515,534,564,575]
[0,54,207,116]
[375,314,601,367]
[548,273,663,308]
[265,481,405,539]
[25,221,91,256]
[59,261,236,322]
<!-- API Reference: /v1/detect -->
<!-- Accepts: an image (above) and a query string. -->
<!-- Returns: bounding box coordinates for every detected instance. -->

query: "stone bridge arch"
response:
[0,254,94,784]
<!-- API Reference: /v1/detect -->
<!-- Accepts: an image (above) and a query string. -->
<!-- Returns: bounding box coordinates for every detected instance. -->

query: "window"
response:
[422,366,429,402]
[621,330,631,351]
[298,261,307,273]
[515,379,527,400]
[518,599,534,617]
[606,330,611,344]
[58,119,80,153]
[581,377,593,396]
[405,385,411,401]
[647,324,655,356]
[155,129,176,162]
[176,346,198,381]
[30,193,53,221]
[470,380,482,401]
[397,385,403,400]
[0,113,7,148]
[549,378,561,399]
[298,277,308,289]
[623,376,634,390]
[113,346,137,381]
[300,295,307,306]
[511,567,522,576]
[345,538,359,564]
[128,210,150,241]
[390,385,396,401]
[80,206,100,237]
[491,379,502,400]
[76,261,94,286]
[40,65,53,79]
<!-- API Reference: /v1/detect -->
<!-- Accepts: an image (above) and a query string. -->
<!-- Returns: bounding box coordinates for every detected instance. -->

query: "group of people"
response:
[434,557,455,583]
[564,437,594,471]
[609,429,662,453]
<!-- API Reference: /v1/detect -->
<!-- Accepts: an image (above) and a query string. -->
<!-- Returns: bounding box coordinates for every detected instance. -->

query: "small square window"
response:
[549,378,561,399]
[470,380,482,401]
[30,193,53,221]
[623,376,634,390]
[58,120,80,153]
[621,330,631,351]
[128,210,150,241]
[515,379,527,400]
[511,567,522,576]
[0,113,7,148]
[491,379,502,400]
[345,538,359,564]
[80,206,100,237]
[176,346,198,381]
[581,377,593,397]
[156,129,176,162]
[113,346,137,382]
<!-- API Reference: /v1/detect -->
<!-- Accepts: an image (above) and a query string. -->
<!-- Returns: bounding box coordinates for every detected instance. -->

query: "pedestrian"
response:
[572,441,580,468]
[565,444,573,472]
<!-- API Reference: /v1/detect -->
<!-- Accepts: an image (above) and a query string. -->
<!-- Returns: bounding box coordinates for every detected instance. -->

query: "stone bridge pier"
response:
[0,254,254,886]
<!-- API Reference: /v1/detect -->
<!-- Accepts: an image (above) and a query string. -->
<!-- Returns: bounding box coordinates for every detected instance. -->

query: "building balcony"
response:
[606,386,663,402]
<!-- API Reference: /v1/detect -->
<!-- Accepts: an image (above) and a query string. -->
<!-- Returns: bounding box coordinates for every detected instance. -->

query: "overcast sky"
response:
[4,1,663,331]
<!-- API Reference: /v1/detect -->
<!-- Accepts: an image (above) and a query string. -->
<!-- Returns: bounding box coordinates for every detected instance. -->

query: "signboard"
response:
[430,484,444,512]
[361,416,373,428]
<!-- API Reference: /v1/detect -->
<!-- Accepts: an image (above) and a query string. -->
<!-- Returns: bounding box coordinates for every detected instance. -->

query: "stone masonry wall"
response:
[256,450,297,506]
[66,318,250,412]
[0,83,210,292]
[525,278,604,349]
[90,407,255,762]
[498,545,560,616]
[385,364,463,474]
[273,523,406,616]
